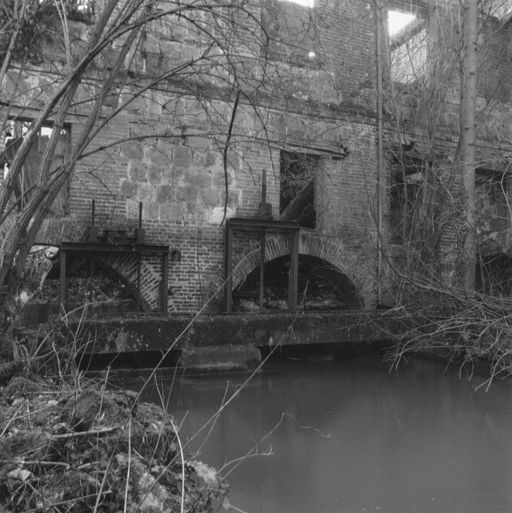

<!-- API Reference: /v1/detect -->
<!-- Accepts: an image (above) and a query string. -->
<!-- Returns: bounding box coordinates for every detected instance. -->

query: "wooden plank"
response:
[89,256,94,303]
[279,179,314,222]
[288,230,299,312]
[228,218,299,231]
[136,252,141,312]
[259,230,266,308]
[161,251,169,313]
[59,249,66,312]
[225,224,233,312]
[60,242,169,254]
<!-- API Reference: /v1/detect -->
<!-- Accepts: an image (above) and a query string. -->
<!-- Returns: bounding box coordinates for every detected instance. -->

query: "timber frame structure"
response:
[224,218,300,313]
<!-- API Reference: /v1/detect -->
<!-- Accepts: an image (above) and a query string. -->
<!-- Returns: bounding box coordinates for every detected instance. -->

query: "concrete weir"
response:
[72,311,403,370]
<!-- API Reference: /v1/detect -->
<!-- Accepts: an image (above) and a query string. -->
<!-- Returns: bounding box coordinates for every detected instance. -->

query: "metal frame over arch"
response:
[224,218,300,313]
[226,229,374,310]
[59,242,169,312]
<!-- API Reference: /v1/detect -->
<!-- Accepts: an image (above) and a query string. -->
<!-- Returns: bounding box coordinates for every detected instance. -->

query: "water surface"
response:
[131,357,512,513]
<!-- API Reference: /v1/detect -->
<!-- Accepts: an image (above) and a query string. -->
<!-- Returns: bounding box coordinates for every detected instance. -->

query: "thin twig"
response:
[52,426,118,439]
[169,417,185,513]
[123,419,132,513]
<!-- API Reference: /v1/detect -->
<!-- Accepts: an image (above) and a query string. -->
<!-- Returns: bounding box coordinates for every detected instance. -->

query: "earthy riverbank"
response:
[0,374,226,512]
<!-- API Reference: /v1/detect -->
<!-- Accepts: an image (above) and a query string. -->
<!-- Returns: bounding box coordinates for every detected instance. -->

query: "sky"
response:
[388,10,417,36]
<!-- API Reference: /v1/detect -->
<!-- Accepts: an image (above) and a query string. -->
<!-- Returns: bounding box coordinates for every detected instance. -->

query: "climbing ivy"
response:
[0,0,94,65]
[0,0,57,64]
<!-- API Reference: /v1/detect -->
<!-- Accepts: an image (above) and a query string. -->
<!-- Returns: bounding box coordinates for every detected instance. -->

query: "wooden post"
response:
[288,230,299,312]
[225,222,233,312]
[258,168,273,219]
[136,252,141,311]
[59,248,67,312]
[89,256,94,302]
[259,229,266,308]
[89,199,98,242]
[160,251,169,313]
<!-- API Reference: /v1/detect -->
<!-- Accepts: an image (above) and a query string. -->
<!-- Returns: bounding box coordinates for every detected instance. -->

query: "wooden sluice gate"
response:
[58,200,170,313]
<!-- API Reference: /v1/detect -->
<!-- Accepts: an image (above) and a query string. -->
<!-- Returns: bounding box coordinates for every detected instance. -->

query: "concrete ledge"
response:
[68,311,407,355]
[181,344,261,371]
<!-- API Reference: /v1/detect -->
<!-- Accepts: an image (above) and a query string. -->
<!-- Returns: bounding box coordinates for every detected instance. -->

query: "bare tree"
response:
[0,0,264,347]
[460,0,478,290]
[382,0,512,378]
[1,0,357,363]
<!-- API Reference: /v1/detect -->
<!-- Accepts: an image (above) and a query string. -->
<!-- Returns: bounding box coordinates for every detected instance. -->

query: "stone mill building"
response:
[2,0,512,314]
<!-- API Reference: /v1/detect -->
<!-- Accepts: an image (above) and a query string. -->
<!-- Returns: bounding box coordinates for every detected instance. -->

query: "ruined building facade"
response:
[2,0,512,312]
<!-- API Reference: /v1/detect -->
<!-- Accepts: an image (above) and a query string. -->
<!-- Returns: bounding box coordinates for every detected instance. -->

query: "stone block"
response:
[147,146,170,167]
[160,202,175,221]
[137,183,154,203]
[129,165,147,183]
[187,136,210,150]
[184,168,211,188]
[192,150,209,167]
[226,150,240,169]
[201,187,219,207]
[174,145,192,168]
[219,190,240,208]
[125,199,139,219]
[122,141,143,161]
[148,165,162,185]
[176,187,191,202]
[120,180,137,198]
[212,171,233,188]
[143,201,160,220]
[178,45,198,65]
[157,184,174,203]
[206,151,217,167]
[161,201,184,221]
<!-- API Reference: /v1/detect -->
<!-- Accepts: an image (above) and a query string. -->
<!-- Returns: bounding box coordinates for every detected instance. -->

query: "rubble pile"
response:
[33,278,133,305]
[0,376,225,512]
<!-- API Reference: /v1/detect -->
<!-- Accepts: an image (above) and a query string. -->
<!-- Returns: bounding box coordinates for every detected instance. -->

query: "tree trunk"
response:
[460,0,478,290]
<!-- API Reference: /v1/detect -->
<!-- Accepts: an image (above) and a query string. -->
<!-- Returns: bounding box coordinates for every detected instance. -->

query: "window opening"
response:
[475,168,509,234]
[2,119,70,216]
[66,0,95,21]
[389,156,426,243]
[387,9,427,83]
[279,0,315,7]
[388,10,416,37]
[476,253,512,296]
[37,0,95,22]
[280,150,318,228]
[263,0,321,67]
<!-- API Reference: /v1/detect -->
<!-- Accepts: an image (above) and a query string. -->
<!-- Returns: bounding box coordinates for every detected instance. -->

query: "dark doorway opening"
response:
[234,254,362,311]
[42,255,140,310]
[476,253,512,296]
[280,150,318,228]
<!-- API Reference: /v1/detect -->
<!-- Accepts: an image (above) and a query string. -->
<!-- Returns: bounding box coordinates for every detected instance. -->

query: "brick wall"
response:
[3,0,382,312]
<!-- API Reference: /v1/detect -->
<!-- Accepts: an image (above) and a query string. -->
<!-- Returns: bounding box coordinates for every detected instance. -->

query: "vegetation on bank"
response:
[0,341,226,513]
[383,275,512,389]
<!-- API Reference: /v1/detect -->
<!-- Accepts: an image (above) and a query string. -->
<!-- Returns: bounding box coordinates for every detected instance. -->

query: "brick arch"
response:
[232,231,374,307]
[101,254,162,311]
[42,253,160,312]
[34,224,165,311]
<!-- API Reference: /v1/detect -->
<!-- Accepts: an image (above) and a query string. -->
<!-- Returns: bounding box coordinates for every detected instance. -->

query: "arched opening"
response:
[233,254,363,312]
[38,253,145,311]
[476,253,512,296]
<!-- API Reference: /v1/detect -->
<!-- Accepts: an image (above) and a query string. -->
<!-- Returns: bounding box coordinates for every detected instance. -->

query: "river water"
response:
[130,356,512,513]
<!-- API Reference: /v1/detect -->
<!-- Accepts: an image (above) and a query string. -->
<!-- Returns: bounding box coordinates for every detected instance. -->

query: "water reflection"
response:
[129,357,512,513]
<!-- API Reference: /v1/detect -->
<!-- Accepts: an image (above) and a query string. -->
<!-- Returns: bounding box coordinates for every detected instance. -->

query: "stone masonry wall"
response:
[2,0,380,312]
